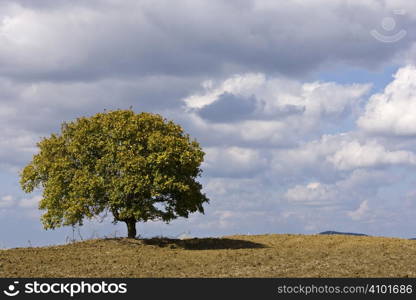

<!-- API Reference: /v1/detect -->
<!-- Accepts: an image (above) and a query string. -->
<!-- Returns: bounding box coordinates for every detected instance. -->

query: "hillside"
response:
[1,234,416,277]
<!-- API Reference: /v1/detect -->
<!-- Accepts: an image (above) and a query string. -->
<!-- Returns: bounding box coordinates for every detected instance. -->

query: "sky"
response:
[1,0,416,247]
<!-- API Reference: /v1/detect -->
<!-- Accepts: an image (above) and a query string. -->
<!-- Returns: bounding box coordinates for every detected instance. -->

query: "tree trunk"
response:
[125,219,137,238]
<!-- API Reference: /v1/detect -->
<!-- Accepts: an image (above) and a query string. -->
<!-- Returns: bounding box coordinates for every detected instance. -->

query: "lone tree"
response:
[20,110,209,238]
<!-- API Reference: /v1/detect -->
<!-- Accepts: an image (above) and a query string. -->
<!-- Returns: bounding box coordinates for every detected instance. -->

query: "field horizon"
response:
[1,234,416,278]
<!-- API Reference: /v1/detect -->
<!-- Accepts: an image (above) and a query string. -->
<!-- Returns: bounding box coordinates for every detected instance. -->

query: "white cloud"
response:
[347,200,370,221]
[185,73,370,121]
[184,73,265,109]
[273,133,416,175]
[203,146,268,177]
[358,65,416,136]
[272,134,349,175]
[0,195,14,208]
[204,177,262,197]
[328,140,416,170]
[183,74,370,151]
[300,82,371,117]
[19,195,41,208]
[285,182,337,206]
[284,169,393,208]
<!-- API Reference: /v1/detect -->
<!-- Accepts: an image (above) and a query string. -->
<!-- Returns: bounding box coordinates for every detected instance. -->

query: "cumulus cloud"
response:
[328,140,416,170]
[271,134,350,178]
[273,133,416,179]
[183,73,370,150]
[184,74,266,109]
[285,182,337,206]
[358,65,416,136]
[185,73,370,122]
[181,113,289,148]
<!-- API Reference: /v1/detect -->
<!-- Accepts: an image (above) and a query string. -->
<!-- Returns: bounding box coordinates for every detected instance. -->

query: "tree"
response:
[20,110,209,238]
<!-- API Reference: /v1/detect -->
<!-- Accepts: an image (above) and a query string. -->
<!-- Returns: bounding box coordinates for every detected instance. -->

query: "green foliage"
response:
[20,110,209,231]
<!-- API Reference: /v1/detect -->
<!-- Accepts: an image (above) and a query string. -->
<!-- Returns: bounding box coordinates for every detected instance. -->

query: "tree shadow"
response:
[140,237,266,250]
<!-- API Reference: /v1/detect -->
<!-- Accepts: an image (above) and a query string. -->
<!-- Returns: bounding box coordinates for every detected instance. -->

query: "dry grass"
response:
[1,234,416,277]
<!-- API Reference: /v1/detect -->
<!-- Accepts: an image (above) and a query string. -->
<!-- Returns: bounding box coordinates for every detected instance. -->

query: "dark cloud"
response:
[0,1,415,82]
[196,92,306,123]
[198,93,257,122]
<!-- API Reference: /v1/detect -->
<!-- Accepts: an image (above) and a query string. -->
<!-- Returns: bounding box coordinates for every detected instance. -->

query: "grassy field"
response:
[1,234,416,277]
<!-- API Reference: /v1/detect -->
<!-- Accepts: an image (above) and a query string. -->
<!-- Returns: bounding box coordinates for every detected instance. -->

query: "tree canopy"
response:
[20,110,209,238]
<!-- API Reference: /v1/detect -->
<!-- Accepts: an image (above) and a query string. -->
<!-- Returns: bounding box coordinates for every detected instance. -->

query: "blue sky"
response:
[1,0,416,247]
